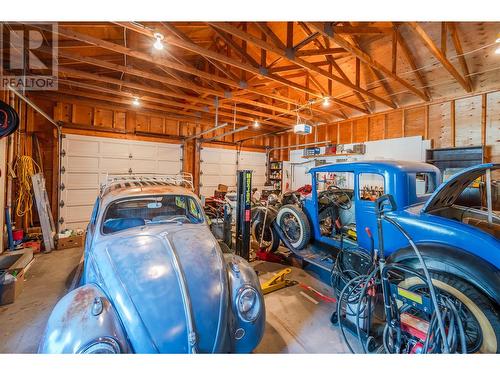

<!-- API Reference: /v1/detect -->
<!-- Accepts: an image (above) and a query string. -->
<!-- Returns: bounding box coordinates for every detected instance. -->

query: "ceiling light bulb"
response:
[322,97,331,107]
[153,32,164,50]
[495,46,500,55]
[496,33,500,43]
[253,120,260,128]
[132,97,140,106]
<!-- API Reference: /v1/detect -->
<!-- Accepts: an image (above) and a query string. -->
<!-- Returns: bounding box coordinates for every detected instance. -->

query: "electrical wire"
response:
[13,155,41,226]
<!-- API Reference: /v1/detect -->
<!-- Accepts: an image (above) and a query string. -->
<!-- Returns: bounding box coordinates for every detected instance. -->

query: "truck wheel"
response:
[276,205,311,250]
[399,272,500,353]
[251,220,280,253]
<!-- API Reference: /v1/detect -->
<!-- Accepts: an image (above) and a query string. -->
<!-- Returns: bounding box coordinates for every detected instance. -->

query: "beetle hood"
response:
[95,225,228,353]
[422,163,499,213]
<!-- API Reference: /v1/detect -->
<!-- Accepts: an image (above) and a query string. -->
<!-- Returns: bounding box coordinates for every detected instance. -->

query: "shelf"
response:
[302,152,362,159]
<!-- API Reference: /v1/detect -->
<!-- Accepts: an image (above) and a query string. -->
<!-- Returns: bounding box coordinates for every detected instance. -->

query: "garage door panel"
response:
[158,145,181,161]
[60,134,182,231]
[158,160,181,172]
[64,205,94,223]
[100,158,130,173]
[66,156,99,172]
[66,173,100,189]
[65,139,99,156]
[65,188,99,206]
[201,163,235,176]
[101,141,130,158]
[202,175,233,187]
[131,159,157,173]
[130,144,157,159]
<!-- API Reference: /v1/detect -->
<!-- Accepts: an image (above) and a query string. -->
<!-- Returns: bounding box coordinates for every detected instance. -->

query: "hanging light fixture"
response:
[132,97,140,107]
[253,120,260,128]
[153,32,164,50]
[322,97,331,108]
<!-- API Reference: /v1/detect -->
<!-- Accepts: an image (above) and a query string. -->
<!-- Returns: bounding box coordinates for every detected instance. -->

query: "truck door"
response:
[355,172,386,252]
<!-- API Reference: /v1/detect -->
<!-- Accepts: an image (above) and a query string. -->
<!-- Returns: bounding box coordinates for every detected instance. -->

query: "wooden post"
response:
[481,93,487,147]
[450,100,456,147]
[424,105,429,139]
[401,109,406,137]
[383,114,387,139]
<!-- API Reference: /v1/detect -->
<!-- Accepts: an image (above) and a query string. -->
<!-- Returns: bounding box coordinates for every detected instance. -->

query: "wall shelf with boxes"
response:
[301,143,366,159]
[264,160,283,198]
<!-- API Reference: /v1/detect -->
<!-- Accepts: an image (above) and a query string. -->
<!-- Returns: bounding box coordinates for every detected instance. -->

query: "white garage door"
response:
[60,134,182,231]
[199,147,266,197]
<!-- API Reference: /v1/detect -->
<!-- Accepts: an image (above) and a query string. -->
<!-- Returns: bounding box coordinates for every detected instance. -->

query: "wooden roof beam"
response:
[392,23,431,100]
[295,48,346,57]
[58,77,289,129]
[449,23,473,92]
[408,22,472,93]
[298,22,373,113]
[308,22,430,101]
[209,22,393,112]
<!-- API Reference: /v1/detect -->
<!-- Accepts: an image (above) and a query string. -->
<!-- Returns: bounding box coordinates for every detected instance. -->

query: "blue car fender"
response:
[38,284,130,353]
[388,243,500,306]
[224,254,265,353]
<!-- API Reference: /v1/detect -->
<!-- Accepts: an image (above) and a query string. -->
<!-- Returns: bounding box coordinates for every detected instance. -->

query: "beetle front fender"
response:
[388,243,500,306]
[223,254,265,353]
[39,284,130,353]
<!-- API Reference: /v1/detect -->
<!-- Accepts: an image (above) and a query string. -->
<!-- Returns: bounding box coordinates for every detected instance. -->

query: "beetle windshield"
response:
[102,195,204,234]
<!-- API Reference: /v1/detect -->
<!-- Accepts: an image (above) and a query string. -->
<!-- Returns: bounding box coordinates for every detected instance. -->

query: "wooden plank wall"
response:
[274,90,499,165]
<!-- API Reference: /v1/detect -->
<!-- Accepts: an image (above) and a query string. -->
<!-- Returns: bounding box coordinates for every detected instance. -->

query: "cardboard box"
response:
[0,268,26,306]
[57,234,84,250]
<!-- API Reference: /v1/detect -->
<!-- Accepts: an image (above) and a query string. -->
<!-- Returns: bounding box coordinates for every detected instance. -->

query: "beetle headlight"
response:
[236,286,261,322]
[79,338,121,354]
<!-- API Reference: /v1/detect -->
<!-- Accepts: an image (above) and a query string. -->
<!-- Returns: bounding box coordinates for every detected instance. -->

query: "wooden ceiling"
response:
[7,21,500,137]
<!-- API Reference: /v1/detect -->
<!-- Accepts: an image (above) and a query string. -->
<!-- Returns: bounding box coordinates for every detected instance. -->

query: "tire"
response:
[276,204,311,250]
[251,220,280,252]
[399,272,500,353]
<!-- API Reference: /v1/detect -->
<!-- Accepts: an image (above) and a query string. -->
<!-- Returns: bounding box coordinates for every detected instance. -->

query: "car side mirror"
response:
[375,194,397,216]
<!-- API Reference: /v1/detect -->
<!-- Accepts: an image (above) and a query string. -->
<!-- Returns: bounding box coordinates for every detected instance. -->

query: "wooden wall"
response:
[273,90,500,165]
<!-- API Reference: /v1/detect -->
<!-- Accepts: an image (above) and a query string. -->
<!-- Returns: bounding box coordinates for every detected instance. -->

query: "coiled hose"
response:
[14,155,41,226]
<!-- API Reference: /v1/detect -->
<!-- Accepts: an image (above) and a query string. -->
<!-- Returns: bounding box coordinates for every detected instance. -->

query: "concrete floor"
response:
[0,247,84,353]
[0,246,359,353]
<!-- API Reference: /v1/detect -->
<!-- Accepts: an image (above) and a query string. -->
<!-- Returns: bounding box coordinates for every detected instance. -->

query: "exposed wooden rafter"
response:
[409,22,472,93]
[308,22,430,101]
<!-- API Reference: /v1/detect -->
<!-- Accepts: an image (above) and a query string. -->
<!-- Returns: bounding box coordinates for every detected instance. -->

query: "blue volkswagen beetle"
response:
[39,175,265,354]
[274,161,499,353]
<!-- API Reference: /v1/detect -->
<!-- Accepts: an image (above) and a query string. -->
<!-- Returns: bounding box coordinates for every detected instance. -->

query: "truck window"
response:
[416,172,437,197]
[359,173,385,201]
[316,171,354,193]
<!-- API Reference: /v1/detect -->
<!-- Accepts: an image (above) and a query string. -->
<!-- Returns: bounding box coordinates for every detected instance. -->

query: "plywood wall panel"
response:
[428,102,451,148]
[455,96,482,147]
[368,115,385,141]
[135,114,149,132]
[338,122,351,144]
[353,118,368,143]
[486,91,500,165]
[114,112,126,130]
[149,116,164,134]
[94,108,114,128]
[404,107,425,137]
[386,111,403,139]
[73,104,93,125]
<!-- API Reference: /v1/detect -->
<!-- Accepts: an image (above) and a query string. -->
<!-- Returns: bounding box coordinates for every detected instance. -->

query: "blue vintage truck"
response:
[274,161,499,353]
